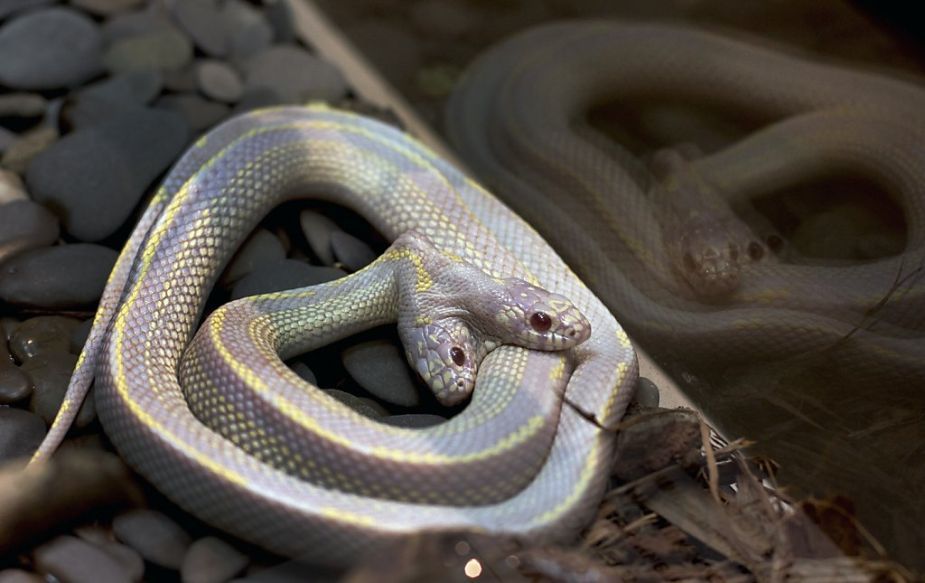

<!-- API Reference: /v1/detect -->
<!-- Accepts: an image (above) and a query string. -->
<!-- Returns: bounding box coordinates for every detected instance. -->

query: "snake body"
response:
[32,105,637,564]
[445,21,925,383]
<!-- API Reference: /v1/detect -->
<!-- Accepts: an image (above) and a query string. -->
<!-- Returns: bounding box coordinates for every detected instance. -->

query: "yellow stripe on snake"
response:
[446,21,925,385]
[28,104,637,565]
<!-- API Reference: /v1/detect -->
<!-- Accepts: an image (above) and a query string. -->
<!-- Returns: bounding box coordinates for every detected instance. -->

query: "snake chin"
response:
[680,252,741,297]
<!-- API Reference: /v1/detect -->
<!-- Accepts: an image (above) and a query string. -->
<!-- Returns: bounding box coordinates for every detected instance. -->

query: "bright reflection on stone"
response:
[464,558,482,578]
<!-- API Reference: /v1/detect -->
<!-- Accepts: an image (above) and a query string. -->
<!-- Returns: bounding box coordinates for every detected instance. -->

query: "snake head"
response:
[675,223,767,297]
[402,320,485,406]
[490,279,591,350]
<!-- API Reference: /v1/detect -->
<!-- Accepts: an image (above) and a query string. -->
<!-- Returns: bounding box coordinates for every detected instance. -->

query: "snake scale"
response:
[30,104,637,565]
[446,21,925,385]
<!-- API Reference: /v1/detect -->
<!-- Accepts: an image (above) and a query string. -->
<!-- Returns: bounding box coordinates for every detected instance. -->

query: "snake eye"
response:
[530,312,552,332]
[747,241,764,261]
[766,234,784,252]
[450,346,466,366]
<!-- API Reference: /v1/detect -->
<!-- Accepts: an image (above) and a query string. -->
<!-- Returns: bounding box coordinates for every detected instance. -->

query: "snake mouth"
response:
[692,266,740,297]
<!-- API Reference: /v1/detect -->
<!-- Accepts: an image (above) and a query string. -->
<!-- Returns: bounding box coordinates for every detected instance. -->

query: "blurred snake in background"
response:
[446,21,925,384]
[28,105,637,565]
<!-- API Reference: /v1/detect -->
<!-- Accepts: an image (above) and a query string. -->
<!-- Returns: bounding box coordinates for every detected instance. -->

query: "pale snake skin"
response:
[446,21,925,384]
[30,105,637,565]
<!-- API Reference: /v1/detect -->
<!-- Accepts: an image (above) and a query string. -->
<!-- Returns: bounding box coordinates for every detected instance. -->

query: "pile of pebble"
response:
[0,0,451,580]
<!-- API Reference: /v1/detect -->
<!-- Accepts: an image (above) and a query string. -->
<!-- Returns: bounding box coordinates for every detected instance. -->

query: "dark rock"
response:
[231,259,345,300]
[298,209,337,265]
[173,0,227,57]
[156,93,229,132]
[243,46,348,103]
[232,86,288,115]
[24,352,96,427]
[633,376,660,408]
[0,8,102,90]
[101,8,173,43]
[0,93,47,119]
[221,0,273,60]
[104,26,193,74]
[0,317,17,342]
[288,361,317,386]
[70,319,93,354]
[78,70,164,107]
[0,363,31,404]
[9,315,79,361]
[112,509,192,570]
[163,64,198,93]
[196,60,244,103]
[71,0,144,16]
[0,200,60,263]
[0,0,56,20]
[381,414,446,428]
[323,389,388,419]
[342,340,420,407]
[63,96,146,131]
[0,127,15,155]
[26,108,188,241]
[181,536,249,583]
[221,228,286,286]
[34,535,132,583]
[0,407,45,462]
[330,231,376,271]
[0,244,117,309]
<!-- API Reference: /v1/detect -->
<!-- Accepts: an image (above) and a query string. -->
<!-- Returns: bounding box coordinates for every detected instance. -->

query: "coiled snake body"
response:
[446,21,925,383]
[31,105,637,565]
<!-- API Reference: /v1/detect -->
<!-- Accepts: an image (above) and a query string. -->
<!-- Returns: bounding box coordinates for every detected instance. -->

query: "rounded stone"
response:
[34,535,132,583]
[330,230,376,272]
[112,509,192,570]
[173,0,228,57]
[232,86,288,115]
[72,0,145,17]
[323,389,389,419]
[181,536,249,583]
[0,169,28,205]
[0,200,60,263]
[104,26,194,74]
[156,93,230,132]
[101,9,173,44]
[221,228,286,286]
[95,541,145,582]
[0,0,56,20]
[196,60,244,103]
[26,108,189,241]
[381,414,446,428]
[633,376,660,408]
[0,407,45,462]
[24,352,97,427]
[243,46,348,103]
[0,362,32,404]
[78,70,164,107]
[9,316,79,361]
[0,93,47,119]
[298,209,337,265]
[0,244,118,309]
[70,319,93,354]
[288,361,317,386]
[0,127,15,156]
[0,8,103,90]
[231,260,345,301]
[221,0,273,60]
[342,340,420,407]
